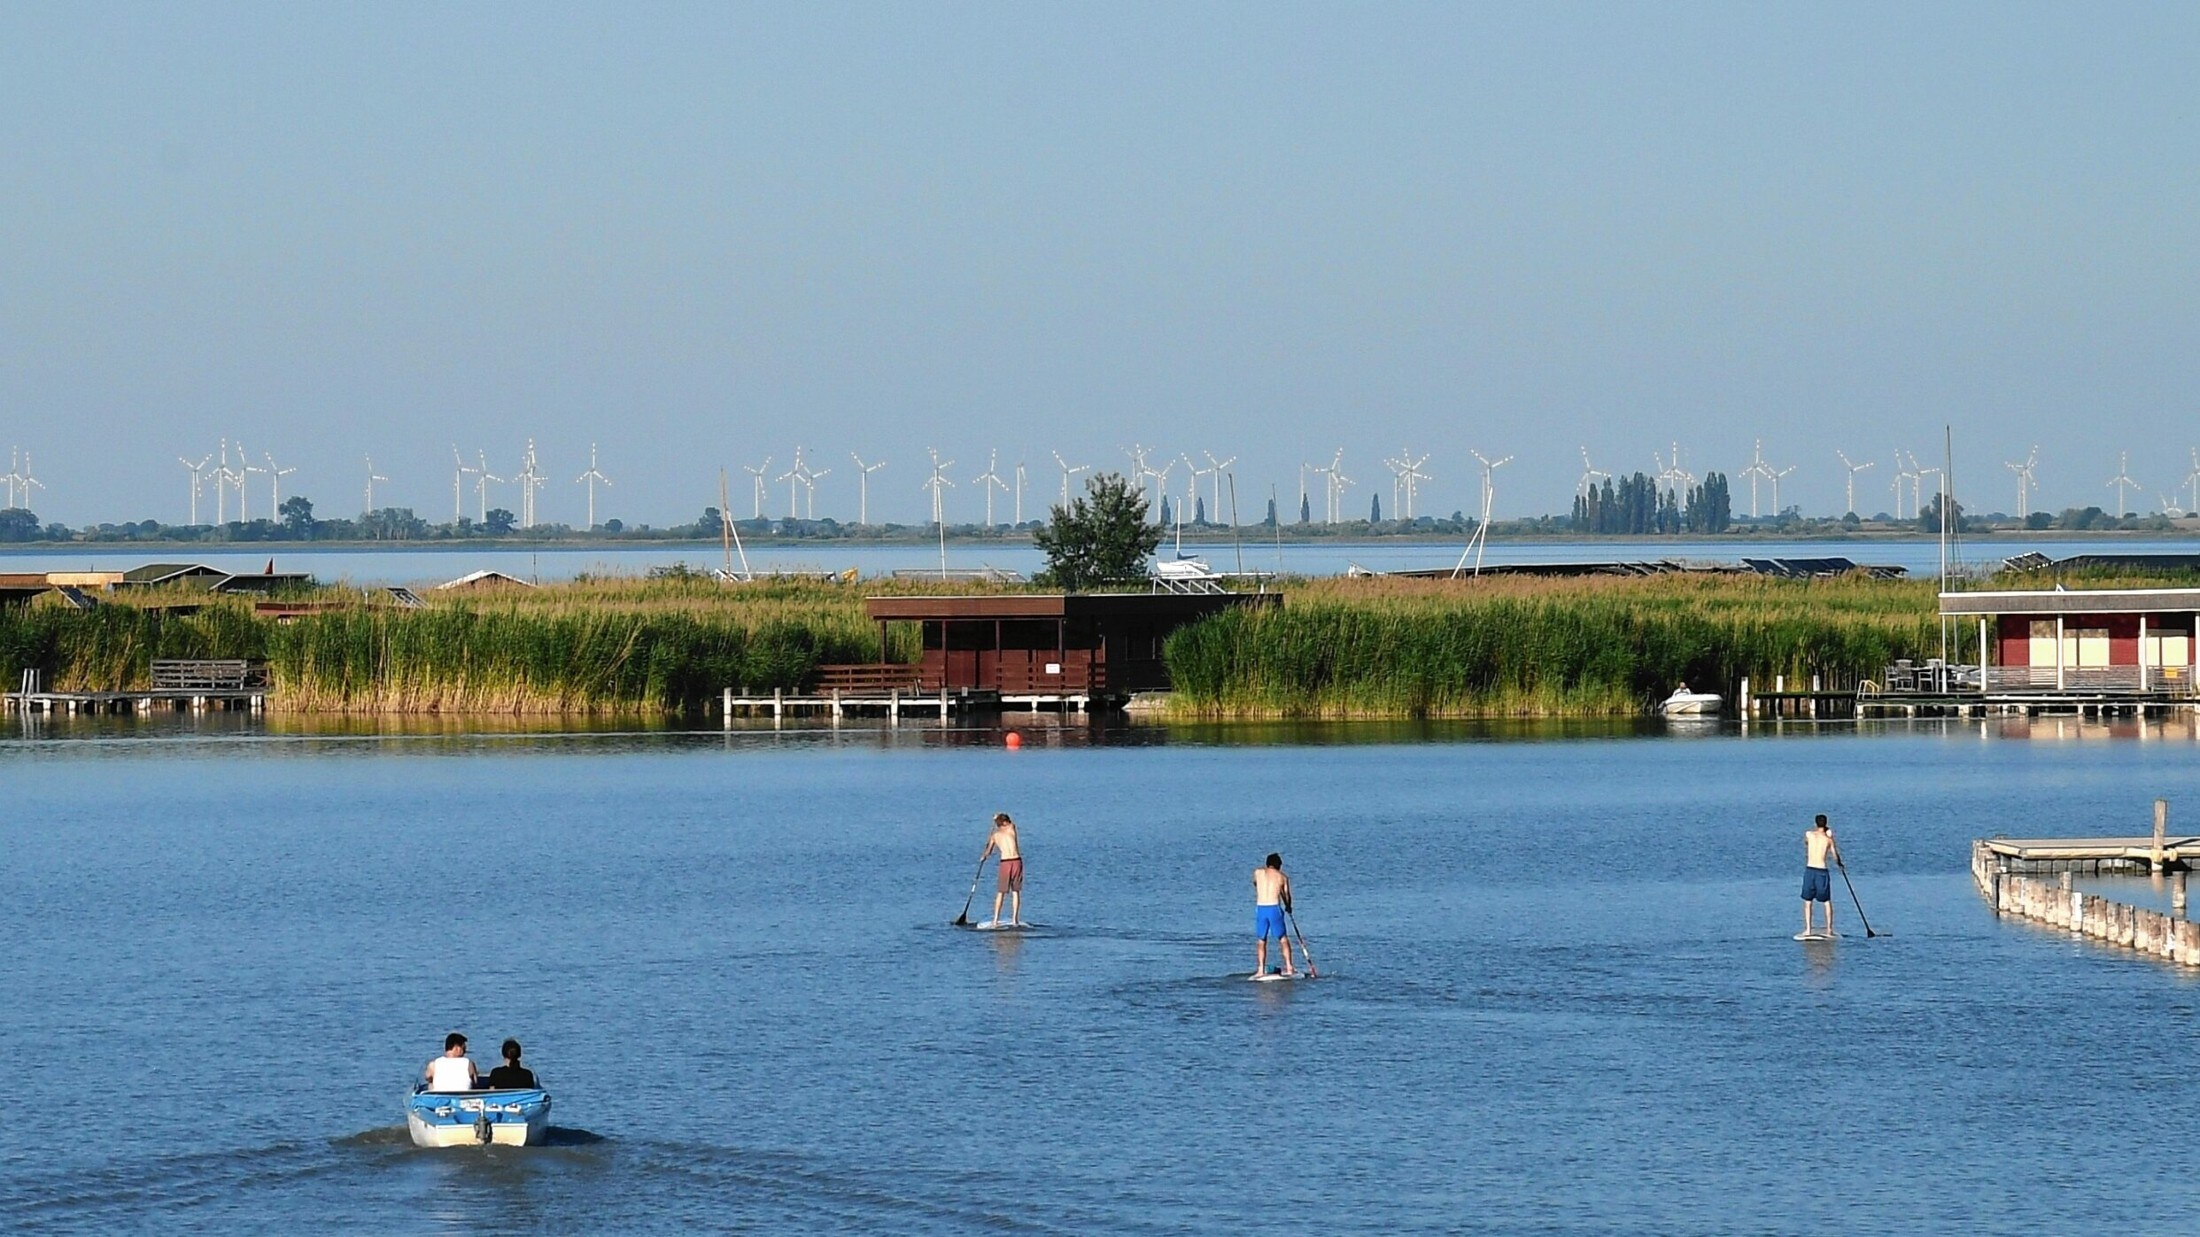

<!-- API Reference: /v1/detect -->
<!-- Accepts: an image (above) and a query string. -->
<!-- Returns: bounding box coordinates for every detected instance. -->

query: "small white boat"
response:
[406,1085,552,1147]
[1659,686,1722,717]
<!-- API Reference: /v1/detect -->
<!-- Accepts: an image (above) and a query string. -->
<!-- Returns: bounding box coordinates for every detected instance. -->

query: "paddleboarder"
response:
[1252,853,1297,977]
[1802,814,1841,938]
[981,812,1024,927]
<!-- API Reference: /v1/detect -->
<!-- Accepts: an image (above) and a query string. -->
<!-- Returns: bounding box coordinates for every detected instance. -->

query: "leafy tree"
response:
[279,495,316,537]
[1299,494,1312,524]
[1265,498,1278,527]
[1370,494,1382,522]
[1919,493,1966,534]
[0,509,41,541]
[1158,496,1172,528]
[483,507,517,536]
[1033,472,1160,591]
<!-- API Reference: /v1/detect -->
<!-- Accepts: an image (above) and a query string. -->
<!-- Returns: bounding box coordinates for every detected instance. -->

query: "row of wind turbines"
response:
[126,439,2200,530]
[0,448,47,512]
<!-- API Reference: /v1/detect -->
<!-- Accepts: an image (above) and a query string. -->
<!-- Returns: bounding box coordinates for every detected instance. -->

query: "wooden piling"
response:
[2155,799,2169,871]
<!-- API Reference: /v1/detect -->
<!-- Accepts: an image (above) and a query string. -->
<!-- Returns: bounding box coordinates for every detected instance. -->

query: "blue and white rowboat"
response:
[406,1085,553,1147]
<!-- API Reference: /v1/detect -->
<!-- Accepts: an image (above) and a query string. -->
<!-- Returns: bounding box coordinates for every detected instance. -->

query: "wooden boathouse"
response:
[724,591,1278,718]
[1942,586,2200,703]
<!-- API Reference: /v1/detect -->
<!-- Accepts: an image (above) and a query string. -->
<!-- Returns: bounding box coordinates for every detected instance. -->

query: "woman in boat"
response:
[486,1039,537,1090]
[423,1032,480,1092]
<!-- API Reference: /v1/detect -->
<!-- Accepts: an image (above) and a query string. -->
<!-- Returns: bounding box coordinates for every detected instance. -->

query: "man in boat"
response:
[486,1039,537,1089]
[1252,853,1297,977]
[1802,815,1841,938]
[982,812,1023,926]
[423,1032,480,1092]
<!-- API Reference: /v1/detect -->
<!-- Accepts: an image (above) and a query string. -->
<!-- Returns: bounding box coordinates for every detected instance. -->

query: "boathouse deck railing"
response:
[150,659,268,692]
[1980,666,2196,694]
[811,664,926,694]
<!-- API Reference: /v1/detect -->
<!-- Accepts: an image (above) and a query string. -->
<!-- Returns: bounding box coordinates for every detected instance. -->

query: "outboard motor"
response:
[474,1109,493,1144]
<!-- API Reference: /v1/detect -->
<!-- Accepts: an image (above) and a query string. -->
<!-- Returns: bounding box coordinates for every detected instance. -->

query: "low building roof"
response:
[434,569,535,591]
[1941,587,2200,616]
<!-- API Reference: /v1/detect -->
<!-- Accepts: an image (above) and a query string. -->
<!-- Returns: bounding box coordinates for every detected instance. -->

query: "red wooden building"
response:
[819,592,1277,702]
[1941,587,2199,694]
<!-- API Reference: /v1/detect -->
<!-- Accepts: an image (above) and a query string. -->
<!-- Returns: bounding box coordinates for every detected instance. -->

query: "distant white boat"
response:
[1660,686,1722,717]
[406,1085,552,1147]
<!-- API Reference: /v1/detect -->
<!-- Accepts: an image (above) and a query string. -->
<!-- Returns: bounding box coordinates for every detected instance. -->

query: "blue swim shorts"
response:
[1255,905,1286,941]
[1802,867,1832,902]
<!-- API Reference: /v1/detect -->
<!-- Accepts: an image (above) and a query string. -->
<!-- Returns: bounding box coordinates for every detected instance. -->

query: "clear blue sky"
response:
[4,2,2197,526]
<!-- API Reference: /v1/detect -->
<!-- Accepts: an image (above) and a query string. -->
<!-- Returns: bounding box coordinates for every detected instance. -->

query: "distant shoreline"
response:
[4,527,2199,555]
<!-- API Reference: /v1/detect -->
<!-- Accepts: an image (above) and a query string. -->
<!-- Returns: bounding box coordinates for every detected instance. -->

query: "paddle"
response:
[951,853,989,926]
[1285,904,1320,978]
[1834,854,1883,938]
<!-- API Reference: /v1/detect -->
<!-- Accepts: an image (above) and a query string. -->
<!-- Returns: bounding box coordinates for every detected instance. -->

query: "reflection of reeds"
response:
[1164,574,1965,718]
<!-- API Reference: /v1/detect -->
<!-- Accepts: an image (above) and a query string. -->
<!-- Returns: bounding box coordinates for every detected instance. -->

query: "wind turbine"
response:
[1452,450,1512,577]
[2185,449,2200,518]
[178,453,211,524]
[800,458,830,519]
[235,441,267,521]
[1383,455,1407,519]
[850,453,887,525]
[1182,454,1214,525]
[1322,449,1352,524]
[972,450,1009,527]
[1912,452,1942,520]
[1576,448,1609,496]
[1141,452,1177,525]
[2005,447,2038,520]
[1306,460,1331,522]
[1771,465,1795,517]
[512,440,546,528]
[452,446,480,522]
[1051,451,1088,509]
[1891,450,1922,519]
[264,452,296,513]
[1471,450,1513,520]
[474,450,502,522]
[363,456,389,514]
[1740,439,1776,518]
[742,457,772,520]
[16,452,43,513]
[213,439,234,523]
[1013,459,1027,525]
[776,447,807,519]
[1836,451,1875,517]
[2107,452,2141,517]
[1396,451,1431,520]
[922,448,956,526]
[575,443,612,528]
[1203,452,1236,519]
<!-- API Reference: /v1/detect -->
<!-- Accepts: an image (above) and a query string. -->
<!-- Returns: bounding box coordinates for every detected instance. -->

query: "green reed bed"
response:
[1163,574,1965,718]
[0,577,937,713]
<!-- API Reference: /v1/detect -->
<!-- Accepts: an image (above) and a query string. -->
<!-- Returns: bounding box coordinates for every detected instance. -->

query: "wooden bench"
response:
[151,659,268,691]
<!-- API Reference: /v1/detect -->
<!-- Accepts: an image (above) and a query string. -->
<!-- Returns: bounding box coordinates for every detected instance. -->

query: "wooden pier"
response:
[1973,799,2200,965]
[5,660,269,717]
[718,686,1101,723]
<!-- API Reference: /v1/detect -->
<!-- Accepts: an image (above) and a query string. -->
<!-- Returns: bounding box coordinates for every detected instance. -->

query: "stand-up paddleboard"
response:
[974,920,1037,932]
[1249,971,1306,982]
[1794,932,1841,941]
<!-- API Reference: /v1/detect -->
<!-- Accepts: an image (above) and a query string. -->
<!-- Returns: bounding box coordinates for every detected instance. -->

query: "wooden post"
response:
[2175,869,2188,920]
[773,687,783,720]
[1978,617,1989,694]
[2141,613,2151,693]
[2155,799,2169,872]
[889,689,899,722]
[832,688,842,724]
[1739,676,1750,717]
[2056,614,2065,691]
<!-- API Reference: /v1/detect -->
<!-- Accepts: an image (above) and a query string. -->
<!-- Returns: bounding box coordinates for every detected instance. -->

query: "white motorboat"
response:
[1659,686,1722,717]
[406,1085,553,1147]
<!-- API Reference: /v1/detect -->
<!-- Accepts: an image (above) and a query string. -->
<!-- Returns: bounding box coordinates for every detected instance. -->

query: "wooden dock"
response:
[718,686,1102,723]
[6,660,268,716]
[1973,800,2200,966]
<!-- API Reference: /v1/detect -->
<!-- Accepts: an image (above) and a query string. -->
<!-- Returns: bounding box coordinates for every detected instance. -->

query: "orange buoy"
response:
[1004,732,1024,749]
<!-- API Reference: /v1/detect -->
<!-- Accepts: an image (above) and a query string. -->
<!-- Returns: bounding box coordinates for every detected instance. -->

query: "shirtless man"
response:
[423,1032,479,1092]
[982,812,1023,926]
[1252,853,1297,977]
[1802,814,1841,938]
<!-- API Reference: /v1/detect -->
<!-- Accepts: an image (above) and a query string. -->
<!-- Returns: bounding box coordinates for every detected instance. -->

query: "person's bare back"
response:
[990,821,1020,862]
[1252,866,1289,907]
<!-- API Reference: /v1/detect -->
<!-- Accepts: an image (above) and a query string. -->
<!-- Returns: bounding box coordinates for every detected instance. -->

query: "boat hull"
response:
[406,1088,552,1147]
[1660,693,1722,716]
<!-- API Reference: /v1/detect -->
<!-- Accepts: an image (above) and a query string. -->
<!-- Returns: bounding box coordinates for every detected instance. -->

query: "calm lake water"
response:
[7,715,2200,1233]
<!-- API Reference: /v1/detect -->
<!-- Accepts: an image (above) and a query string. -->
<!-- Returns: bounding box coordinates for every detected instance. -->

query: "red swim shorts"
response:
[997,857,1024,893]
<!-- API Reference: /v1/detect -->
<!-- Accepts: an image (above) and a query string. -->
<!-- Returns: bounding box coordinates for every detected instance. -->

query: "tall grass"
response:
[0,578,952,713]
[1164,574,1965,717]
